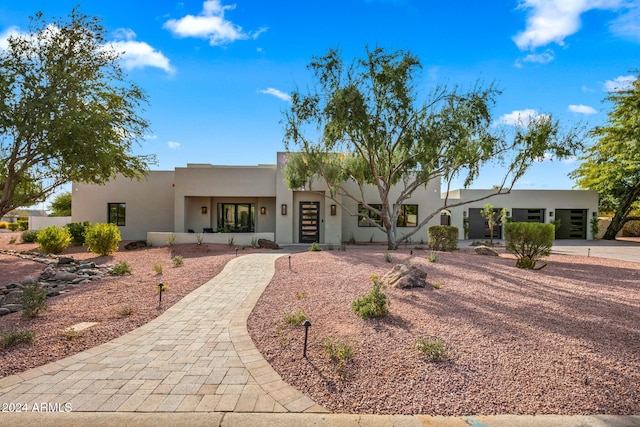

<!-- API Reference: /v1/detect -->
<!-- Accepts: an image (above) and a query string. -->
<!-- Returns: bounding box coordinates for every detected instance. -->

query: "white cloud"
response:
[609,1,640,42]
[568,104,597,114]
[259,88,290,102]
[521,49,555,64]
[111,29,174,74]
[167,141,181,149]
[497,109,544,126]
[513,0,623,50]
[604,75,636,92]
[164,0,267,46]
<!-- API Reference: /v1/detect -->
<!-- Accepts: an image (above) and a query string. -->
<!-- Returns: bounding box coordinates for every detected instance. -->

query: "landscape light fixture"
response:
[302,319,312,358]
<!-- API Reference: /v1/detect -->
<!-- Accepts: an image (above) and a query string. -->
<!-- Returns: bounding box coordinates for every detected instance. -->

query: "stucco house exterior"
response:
[71,152,599,245]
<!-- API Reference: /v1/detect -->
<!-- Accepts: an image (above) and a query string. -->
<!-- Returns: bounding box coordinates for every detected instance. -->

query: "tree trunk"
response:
[602,184,640,240]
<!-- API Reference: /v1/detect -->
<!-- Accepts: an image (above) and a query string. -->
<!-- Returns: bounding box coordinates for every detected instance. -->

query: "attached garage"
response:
[554,209,587,239]
[512,208,545,223]
[468,208,504,240]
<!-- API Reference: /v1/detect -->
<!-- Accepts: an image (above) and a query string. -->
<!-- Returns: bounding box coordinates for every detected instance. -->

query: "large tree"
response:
[571,73,640,240]
[284,47,582,249]
[0,9,155,218]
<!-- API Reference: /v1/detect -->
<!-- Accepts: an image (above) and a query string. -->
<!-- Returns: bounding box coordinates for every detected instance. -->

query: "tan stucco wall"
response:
[72,172,175,240]
[442,189,599,239]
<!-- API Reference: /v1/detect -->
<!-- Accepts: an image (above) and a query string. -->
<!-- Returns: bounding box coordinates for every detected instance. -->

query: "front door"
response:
[299,202,320,243]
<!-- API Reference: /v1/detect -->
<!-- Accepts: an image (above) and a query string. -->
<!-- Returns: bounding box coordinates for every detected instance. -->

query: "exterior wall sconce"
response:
[330,204,337,216]
[281,204,287,215]
[506,211,510,217]
[201,206,207,214]
[260,206,266,215]
[463,211,467,217]
[549,211,554,217]
[592,211,597,217]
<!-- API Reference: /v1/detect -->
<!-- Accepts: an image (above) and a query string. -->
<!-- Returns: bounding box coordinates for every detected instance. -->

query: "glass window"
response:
[217,203,255,232]
[108,203,126,226]
[358,204,418,227]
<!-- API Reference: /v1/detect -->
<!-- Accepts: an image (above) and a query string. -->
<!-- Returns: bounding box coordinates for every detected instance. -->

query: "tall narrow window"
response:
[108,203,126,226]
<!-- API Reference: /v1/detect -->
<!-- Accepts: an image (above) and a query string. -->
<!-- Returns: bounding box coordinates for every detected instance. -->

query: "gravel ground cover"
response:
[247,247,640,415]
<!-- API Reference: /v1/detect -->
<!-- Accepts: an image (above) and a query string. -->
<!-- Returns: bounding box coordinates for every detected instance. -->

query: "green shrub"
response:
[21,229,39,243]
[36,226,71,254]
[427,251,438,262]
[1,329,35,349]
[351,274,389,319]
[65,221,91,246]
[504,222,554,269]
[415,336,448,362]
[167,233,175,247]
[323,335,355,380]
[8,222,20,231]
[153,260,163,274]
[110,260,132,276]
[308,242,321,252]
[195,233,204,245]
[84,223,121,256]
[172,255,184,267]
[17,218,28,231]
[590,217,600,238]
[21,284,47,318]
[282,309,307,326]
[428,226,458,251]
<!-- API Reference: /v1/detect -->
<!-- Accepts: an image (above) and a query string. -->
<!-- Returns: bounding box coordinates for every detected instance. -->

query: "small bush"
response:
[65,221,91,246]
[308,242,321,252]
[172,255,184,267]
[428,226,458,251]
[431,281,442,289]
[117,304,136,317]
[195,233,204,245]
[251,237,258,248]
[295,292,307,299]
[282,309,307,326]
[36,225,71,254]
[63,329,84,341]
[591,217,600,238]
[153,260,163,275]
[1,329,35,349]
[8,222,20,231]
[504,222,554,269]
[9,236,16,244]
[110,261,132,276]
[167,233,175,247]
[352,274,389,319]
[427,251,438,262]
[17,219,28,231]
[21,284,47,318]
[416,336,448,362]
[323,335,355,380]
[0,221,8,229]
[84,223,121,256]
[21,229,39,243]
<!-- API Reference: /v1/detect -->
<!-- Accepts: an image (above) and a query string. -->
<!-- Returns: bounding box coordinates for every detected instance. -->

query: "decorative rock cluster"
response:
[381,263,428,289]
[257,239,280,249]
[0,249,114,316]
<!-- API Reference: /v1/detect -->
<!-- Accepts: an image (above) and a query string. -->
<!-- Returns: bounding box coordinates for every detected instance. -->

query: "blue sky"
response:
[1,0,639,191]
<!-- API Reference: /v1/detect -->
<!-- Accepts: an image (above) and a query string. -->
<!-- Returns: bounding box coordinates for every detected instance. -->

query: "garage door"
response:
[468,208,504,240]
[555,209,587,239]
[512,208,545,223]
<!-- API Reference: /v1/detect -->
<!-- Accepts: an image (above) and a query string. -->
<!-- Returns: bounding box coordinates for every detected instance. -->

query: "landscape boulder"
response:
[474,245,500,256]
[381,263,427,289]
[124,240,147,250]
[258,239,280,250]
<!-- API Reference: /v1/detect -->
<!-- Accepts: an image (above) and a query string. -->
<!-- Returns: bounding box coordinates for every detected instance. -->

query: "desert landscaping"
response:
[0,231,638,415]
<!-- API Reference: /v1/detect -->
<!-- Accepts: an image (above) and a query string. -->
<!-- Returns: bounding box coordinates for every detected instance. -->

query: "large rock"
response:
[258,239,280,250]
[124,240,147,250]
[381,263,427,289]
[474,245,500,256]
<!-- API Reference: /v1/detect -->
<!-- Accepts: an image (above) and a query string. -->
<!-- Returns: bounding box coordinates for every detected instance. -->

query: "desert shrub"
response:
[84,223,121,256]
[282,309,307,326]
[36,226,71,254]
[428,226,458,251]
[427,251,438,262]
[0,221,7,229]
[323,335,355,380]
[172,255,184,267]
[9,236,16,244]
[21,229,39,243]
[117,304,136,316]
[110,261,132,276]
[352,274,388,319]
[21,284,47,318]
[504,222,554,269]
[1,329,35,349]
[167,233,175,247]
[153,260,163,274]
[308,242,321,252]
[17,218,28,231]
[65,221,91,246]
[8,222,20,231]
[416,336,448,362]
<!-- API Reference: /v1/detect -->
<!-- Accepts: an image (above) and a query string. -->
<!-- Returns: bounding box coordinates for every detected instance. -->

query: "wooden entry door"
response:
[299,202,320,243]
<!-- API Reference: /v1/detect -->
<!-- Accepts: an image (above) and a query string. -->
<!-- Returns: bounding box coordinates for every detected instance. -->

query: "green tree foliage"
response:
[480,203,507,246]
[48,192,71,216]
[84,222,121,256]
[0,9,155,218]
[36,225,71,254]
[284,47,582,249]
[504,222,554,269]
[571,73,640,239]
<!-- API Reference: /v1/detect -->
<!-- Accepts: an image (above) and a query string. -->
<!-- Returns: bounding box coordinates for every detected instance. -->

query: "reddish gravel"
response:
[0,232,264,378]
[247,247,640,415]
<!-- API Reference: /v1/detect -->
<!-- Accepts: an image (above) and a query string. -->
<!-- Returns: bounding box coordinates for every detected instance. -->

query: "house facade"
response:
[71,152,599,244]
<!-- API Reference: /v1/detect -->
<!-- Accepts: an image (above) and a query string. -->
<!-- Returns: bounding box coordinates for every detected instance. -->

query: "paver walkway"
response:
[0,253,326,414]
